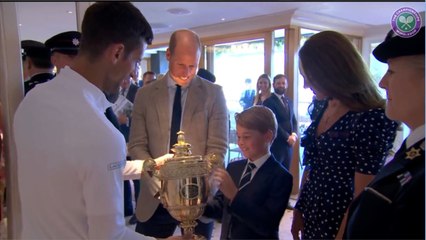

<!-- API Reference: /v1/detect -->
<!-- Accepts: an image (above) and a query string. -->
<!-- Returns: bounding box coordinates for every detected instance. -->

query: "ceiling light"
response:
[167,8,191,15]
[221,18,226,21]
[18,23,22,27]
[67,10,73,14]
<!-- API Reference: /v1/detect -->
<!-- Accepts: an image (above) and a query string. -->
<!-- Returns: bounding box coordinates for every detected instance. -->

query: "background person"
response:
[139,70,156,87]
[239,78,255,110]
[44,31,81,74]
[263,74,298,170]
[253,73,272,105]
[20,40,55,95]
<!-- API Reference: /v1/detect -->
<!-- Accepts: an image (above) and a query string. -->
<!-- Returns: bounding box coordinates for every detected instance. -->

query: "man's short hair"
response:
[168,29,201,55]
[143,71,156,79]
[273,74,287,84]
[79,2,153,60]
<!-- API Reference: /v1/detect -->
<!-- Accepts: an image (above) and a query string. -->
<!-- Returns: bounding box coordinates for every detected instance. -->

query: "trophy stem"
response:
[181,220,197,240]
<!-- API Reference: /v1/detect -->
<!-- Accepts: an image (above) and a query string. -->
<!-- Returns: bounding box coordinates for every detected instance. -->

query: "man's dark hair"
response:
[273,74,287,84]
[26,55,54,69]
[143,71,156,79]
[79,2,153,61]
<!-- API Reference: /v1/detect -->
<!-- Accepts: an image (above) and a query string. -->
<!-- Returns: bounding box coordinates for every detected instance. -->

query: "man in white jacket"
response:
[13,2,172,239]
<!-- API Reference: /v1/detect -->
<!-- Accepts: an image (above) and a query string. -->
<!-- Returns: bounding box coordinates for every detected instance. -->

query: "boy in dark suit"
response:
[204,105,293,239]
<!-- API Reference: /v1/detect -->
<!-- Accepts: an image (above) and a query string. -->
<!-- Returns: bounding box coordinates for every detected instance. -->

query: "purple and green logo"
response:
[391,7,422,38]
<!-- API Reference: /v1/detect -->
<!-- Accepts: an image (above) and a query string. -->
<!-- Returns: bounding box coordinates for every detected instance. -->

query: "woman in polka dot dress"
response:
[291,31,398,240]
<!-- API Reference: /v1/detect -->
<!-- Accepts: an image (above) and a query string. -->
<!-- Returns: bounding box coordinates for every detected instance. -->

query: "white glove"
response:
[153,153,174,167]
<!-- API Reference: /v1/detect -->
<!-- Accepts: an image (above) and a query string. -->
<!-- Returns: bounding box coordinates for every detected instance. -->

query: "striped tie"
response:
[239,162,256,190]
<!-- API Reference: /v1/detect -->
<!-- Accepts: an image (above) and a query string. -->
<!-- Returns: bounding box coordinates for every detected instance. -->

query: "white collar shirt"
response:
[244,152,271,181]
[166,72,191,131]
[406,124,425,148]
[13,66,154,240]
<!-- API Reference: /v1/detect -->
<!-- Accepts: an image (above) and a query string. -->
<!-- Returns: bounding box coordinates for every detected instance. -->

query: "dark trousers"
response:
[123,180,133,216]
[135,204,214,239]
[133,179,140,202]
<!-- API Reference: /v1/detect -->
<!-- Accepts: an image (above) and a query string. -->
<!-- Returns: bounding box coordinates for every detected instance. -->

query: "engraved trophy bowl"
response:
[143,131,222,240]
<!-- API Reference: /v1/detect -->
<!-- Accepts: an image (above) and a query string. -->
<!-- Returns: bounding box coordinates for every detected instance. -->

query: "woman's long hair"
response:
[253,73,272,105]
[299,31,385,111]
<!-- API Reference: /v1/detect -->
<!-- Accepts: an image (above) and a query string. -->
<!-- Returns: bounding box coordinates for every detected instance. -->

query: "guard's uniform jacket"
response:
[345,139,425,239]
[24,72,55,95]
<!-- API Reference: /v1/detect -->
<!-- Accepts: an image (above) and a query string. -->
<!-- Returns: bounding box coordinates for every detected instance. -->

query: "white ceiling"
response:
[16,2,425,44]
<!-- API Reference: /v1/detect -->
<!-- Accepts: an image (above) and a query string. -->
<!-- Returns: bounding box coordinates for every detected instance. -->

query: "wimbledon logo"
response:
[391,7,422,38]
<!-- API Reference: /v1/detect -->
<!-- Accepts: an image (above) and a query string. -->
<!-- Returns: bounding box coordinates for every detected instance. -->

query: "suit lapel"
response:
[249,156,275,185]
[181,77,204,131]
[154,78,171,138]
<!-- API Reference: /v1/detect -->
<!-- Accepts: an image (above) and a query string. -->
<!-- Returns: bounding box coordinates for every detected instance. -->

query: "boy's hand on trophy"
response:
[212,168,238,201]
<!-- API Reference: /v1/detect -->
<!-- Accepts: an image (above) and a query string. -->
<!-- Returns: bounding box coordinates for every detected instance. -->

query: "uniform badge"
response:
[405,147,421,160]
[72,38,80,47]
[397,171,412,186]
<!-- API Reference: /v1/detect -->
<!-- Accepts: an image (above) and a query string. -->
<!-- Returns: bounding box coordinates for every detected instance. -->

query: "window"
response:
[271,29,285,77]
[210,38,265,162]
[296,28,319,136]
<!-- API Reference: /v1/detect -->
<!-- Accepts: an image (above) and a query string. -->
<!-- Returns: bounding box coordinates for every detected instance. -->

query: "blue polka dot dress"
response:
[295,101,398,239]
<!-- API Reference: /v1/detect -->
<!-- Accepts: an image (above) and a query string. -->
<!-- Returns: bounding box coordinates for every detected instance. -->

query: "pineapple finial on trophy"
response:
[171,131,192,157]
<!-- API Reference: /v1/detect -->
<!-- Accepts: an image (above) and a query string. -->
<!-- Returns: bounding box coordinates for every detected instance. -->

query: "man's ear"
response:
[108,43,125,64]
[26,58,33,70]
[166,48,171,61]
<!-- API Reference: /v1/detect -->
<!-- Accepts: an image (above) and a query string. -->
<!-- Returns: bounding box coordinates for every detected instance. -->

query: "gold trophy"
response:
[143,131,223,240]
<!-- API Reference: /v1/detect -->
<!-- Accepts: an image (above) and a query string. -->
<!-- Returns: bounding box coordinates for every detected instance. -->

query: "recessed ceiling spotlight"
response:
[18,23,22,27]
[221,18,226,21]
[167,8,191,15]
[67,10,73,14]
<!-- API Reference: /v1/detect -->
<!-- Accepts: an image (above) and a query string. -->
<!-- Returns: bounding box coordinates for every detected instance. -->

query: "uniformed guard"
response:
[44,31,81,74]
[21,40,55,95]
[344,26,425,239]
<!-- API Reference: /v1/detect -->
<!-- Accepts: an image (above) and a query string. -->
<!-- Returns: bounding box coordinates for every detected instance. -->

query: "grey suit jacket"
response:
[128,72,229,221]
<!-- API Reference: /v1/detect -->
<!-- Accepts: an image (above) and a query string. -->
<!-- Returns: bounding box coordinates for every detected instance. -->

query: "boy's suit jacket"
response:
[204,156,293,239]
[128,72,229,222]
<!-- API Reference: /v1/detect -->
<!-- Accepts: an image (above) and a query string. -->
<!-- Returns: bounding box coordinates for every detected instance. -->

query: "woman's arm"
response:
[335,172,375,239]
[291,168,310,240]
